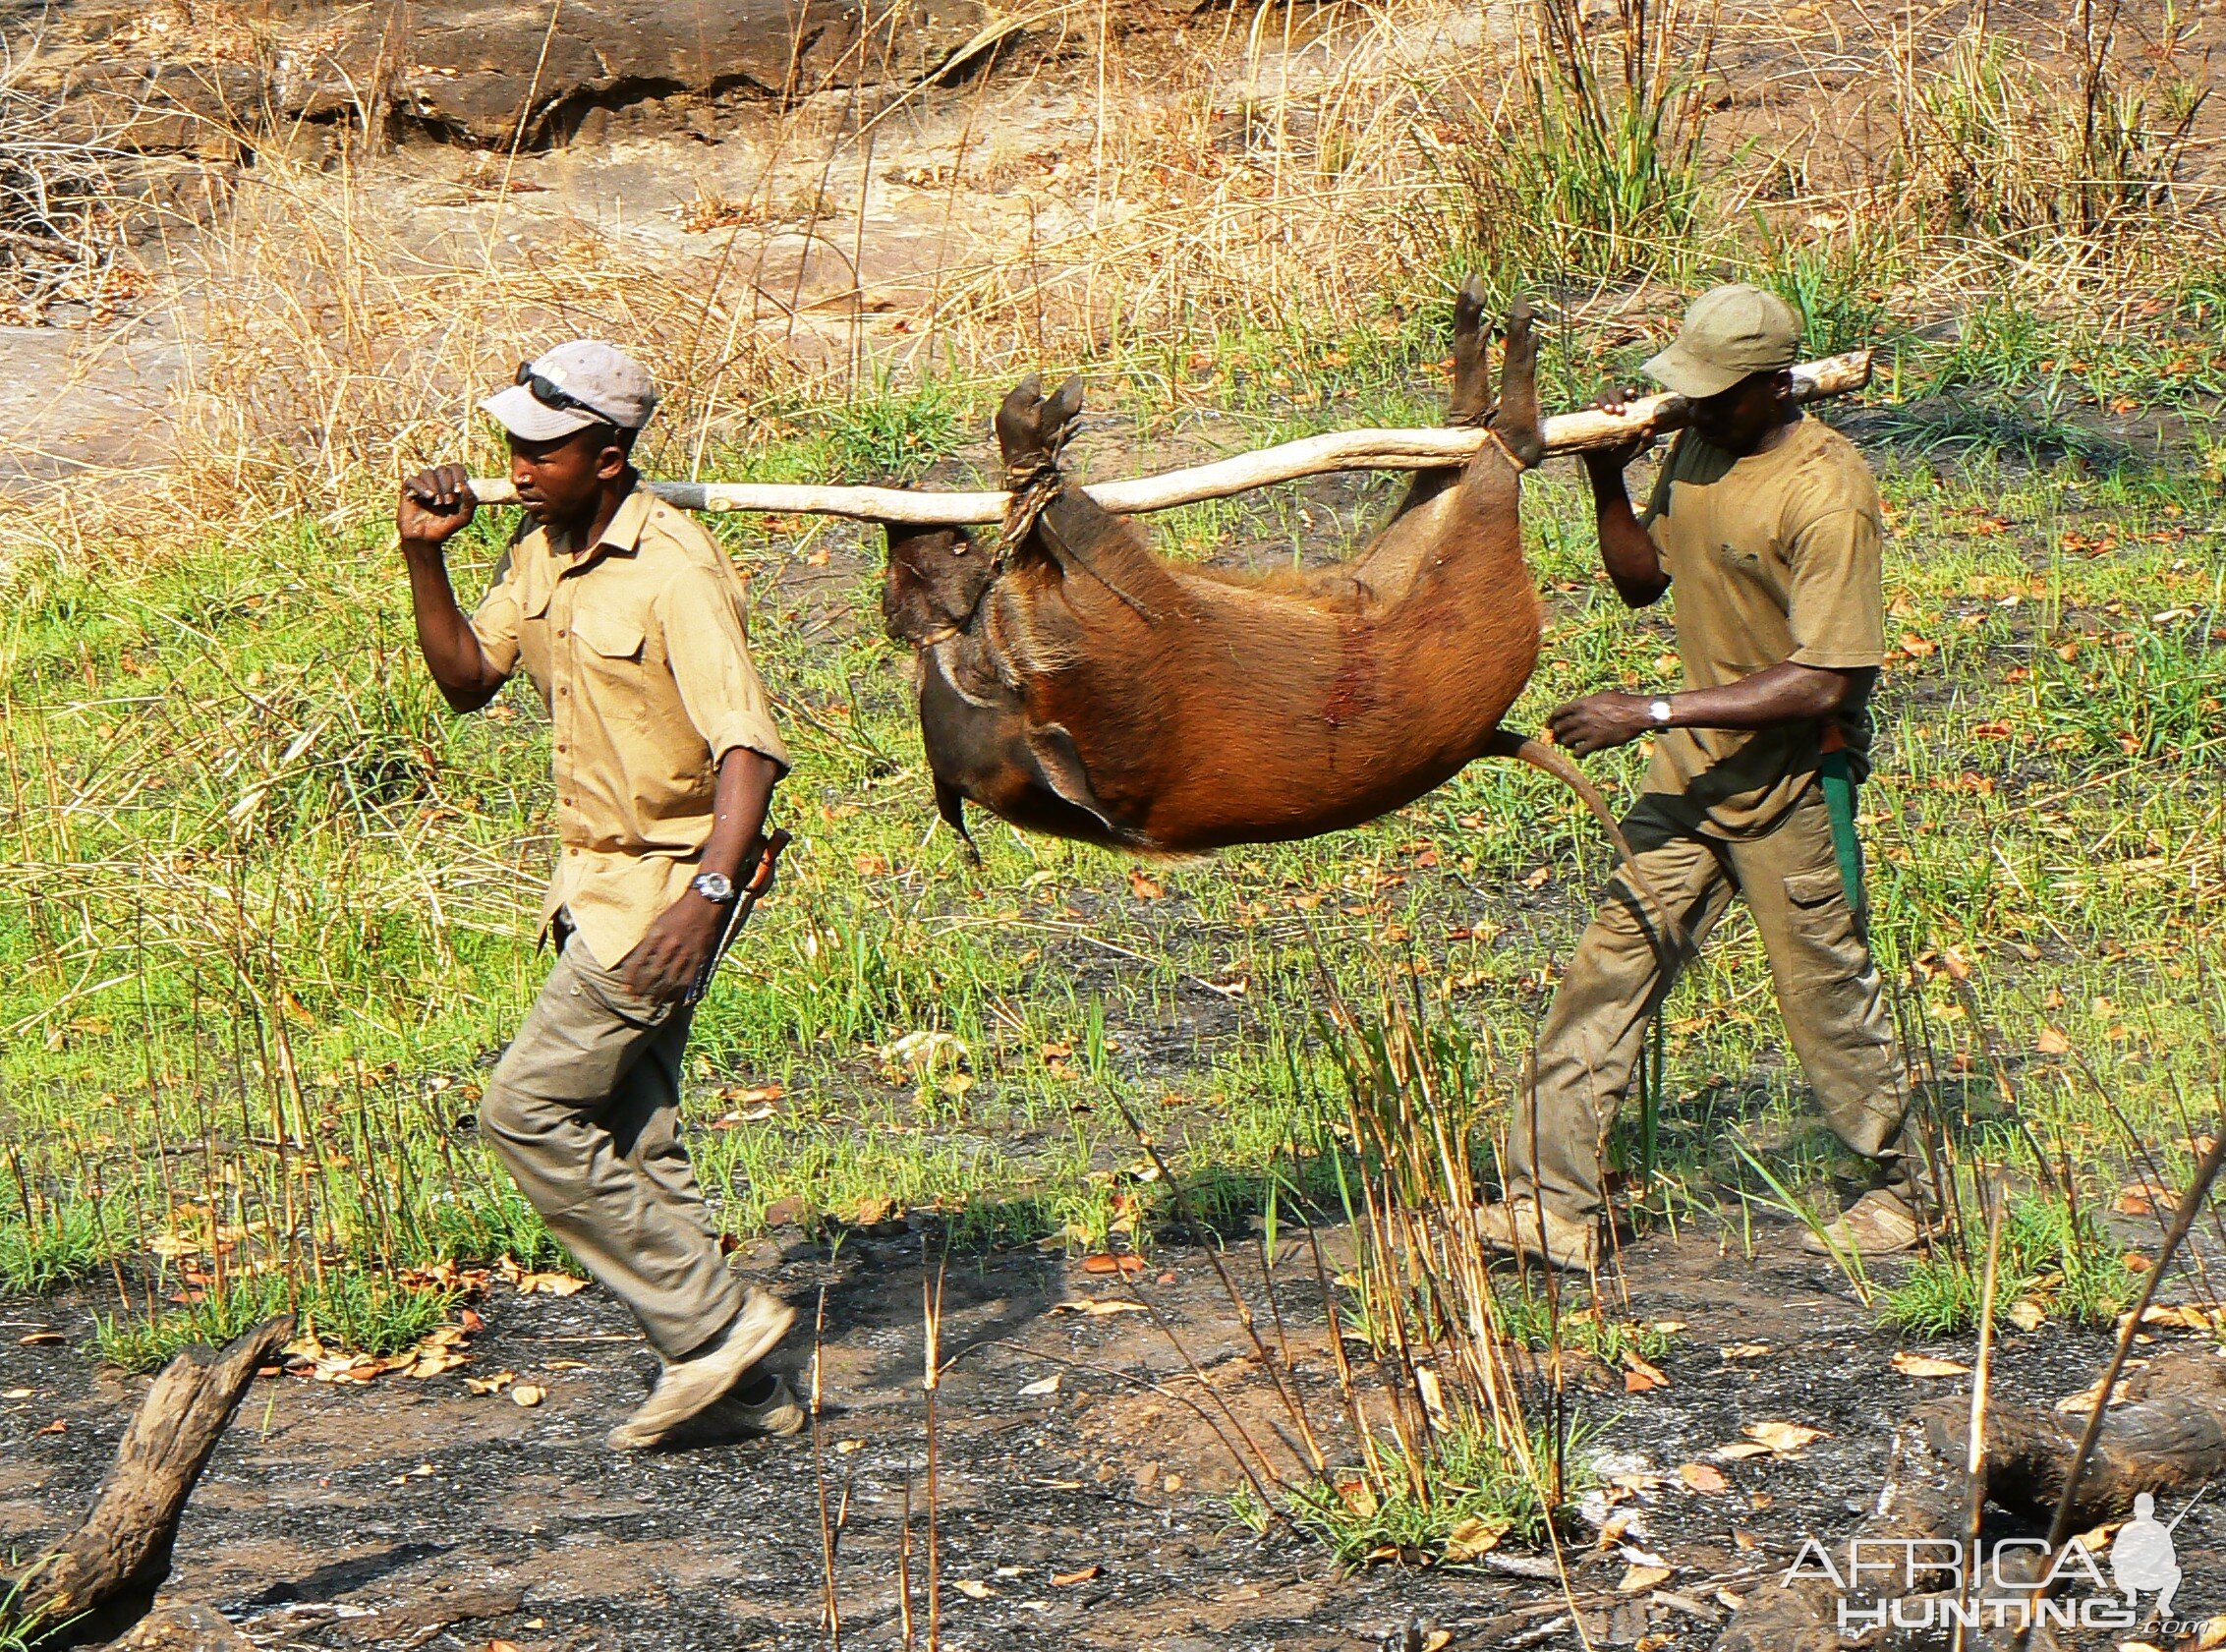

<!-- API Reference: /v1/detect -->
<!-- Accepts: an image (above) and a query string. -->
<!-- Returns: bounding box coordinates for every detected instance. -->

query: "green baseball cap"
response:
[1643,285,1803,400]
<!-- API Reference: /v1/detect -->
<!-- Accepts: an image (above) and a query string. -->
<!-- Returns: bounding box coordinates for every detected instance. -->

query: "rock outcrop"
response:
[34,0,1001,158]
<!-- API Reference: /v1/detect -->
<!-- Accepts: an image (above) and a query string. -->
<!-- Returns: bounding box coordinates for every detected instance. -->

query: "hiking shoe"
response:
[656,1372,809,1450]
[715,1372,807,1439]
[1474,1200,1600,1273]
[1799,1189,1924,1257]
[607,1288,796,1451]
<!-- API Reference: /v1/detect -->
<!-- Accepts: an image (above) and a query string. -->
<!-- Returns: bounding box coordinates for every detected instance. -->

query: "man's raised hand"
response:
[399,463,478,554]
[1580,384,1657,479]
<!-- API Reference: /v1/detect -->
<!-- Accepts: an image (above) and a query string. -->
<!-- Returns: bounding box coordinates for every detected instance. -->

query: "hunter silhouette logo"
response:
[2111,1491,2190,1616]
[1786,1487,2211,1636]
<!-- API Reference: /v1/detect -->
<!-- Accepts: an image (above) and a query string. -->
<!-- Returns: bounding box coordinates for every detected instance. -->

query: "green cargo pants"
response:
[478,925,744,1362]
[1506,788,1917,1225]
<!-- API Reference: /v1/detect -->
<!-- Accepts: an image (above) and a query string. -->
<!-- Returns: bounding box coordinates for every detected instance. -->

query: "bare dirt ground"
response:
[9,1220,2223,1649]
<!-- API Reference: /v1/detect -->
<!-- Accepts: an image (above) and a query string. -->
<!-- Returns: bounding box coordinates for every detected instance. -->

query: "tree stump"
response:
[1,1318,292,1649]
[1715,1351,2226,1651]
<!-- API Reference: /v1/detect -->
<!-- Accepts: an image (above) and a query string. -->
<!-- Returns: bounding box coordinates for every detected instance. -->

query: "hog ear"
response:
[881,525,988,645]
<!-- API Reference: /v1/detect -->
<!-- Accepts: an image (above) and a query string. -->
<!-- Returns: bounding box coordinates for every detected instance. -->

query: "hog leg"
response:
[1388,273,1495,520]
[994,374,1187,624]
[1491,299,1544,470]
[932,776,981,864]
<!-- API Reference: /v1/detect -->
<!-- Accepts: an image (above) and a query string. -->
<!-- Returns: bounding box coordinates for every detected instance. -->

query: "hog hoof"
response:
[996,372,1085,476]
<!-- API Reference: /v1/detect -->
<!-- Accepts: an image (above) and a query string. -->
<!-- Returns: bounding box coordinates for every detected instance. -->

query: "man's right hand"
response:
[399,463,478,555]
[1580,384,1656,480]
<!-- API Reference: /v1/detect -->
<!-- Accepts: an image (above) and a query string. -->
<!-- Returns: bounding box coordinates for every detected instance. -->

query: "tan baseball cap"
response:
[1642,285,1803,400]
[481,340,659,441]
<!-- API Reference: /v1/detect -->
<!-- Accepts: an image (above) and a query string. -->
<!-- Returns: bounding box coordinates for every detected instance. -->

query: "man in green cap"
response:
[1477,284,1923,1271]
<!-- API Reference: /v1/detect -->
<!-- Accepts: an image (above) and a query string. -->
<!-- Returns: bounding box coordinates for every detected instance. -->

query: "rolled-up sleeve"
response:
[470,549,524,679]
[657,564,791,775]
[1786,506,1887,669]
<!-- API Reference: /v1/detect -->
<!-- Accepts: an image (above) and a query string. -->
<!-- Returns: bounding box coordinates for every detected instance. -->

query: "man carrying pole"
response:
[1477,286,1925,1273]
[398,341,801,1449]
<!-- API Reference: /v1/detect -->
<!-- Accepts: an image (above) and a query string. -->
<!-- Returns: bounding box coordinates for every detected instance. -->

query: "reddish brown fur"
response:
[884,291,1553,857]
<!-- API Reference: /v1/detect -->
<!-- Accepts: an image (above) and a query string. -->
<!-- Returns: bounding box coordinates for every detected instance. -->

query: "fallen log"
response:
[1716,1349,2226,1652]
[1,1318,293,1649]
[465,349,1871,525]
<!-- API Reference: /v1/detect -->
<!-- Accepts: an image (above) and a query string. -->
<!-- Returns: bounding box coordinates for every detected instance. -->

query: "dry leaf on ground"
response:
[1018,1374,1061,1396]
[1081,1253,1147,1276]
[953,1579,994,1600]
[1744,1422,1826,1454]
[1680,1462,1730,1494]
[1719,1341,1772,1361]
[1048,1298,1146,1316]
[518,1273,589,1296]
[1052,1566,1103,1586]
[2036,1027,2072,1054]
[2007,1299,2046,1331]
[511,1385,546,1407]
[1622,1353,1669,1393]
[465,1371,516,1396]
[1443,1515,1510,1562]
[1892,1351,1971,1378]
[1620,1564,1674,1592]
[2058,1363,2146,1414]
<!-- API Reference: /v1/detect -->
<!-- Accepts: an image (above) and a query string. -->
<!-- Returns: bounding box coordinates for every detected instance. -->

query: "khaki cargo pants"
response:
[1507,788,1917,1225]
[478,924,743,1362]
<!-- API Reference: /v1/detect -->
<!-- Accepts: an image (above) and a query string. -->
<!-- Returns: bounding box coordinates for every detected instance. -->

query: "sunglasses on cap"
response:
[515,362,616,425]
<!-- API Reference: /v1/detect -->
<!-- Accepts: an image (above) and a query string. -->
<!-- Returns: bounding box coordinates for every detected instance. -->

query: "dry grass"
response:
[5,0,2179,544]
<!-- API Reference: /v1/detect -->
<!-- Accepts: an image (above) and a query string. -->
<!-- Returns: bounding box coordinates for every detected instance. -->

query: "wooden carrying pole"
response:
[468,350,1870,525]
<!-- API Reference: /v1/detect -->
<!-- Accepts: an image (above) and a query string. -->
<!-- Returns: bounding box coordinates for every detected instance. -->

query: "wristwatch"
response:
[691,871,738,905]
[1647,698,1675,726]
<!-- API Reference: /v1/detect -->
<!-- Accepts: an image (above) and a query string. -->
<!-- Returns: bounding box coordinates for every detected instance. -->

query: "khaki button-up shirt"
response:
[470,484,789,969]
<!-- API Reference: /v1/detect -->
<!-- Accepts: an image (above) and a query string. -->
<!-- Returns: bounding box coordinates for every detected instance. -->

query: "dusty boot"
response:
[1474,1200,1600,1273]
[607,1288,796,1452]
[1800,1189,1924,1256]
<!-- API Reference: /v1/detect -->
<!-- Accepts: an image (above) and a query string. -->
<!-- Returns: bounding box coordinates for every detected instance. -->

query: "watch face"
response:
[696,873,735,900]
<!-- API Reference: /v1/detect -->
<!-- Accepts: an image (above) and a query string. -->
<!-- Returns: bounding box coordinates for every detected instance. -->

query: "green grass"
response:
[1881,1193,2135,1338]
[90,1271,455,1373]
[1285,1418,1598,1567]
[0,275,2221,1389]
[0,1194,118,1293]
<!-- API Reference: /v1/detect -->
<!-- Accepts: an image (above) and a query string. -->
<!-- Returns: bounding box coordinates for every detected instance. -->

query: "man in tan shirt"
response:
[1478,286,1922,1272]
[398,341,799,1450]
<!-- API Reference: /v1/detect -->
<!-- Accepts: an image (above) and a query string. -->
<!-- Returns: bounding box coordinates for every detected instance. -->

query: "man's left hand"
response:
[621,892,726,1002]
[1548,692,1658,756]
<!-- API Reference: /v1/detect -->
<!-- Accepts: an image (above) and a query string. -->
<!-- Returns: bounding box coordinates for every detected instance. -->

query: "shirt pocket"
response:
[570,606,654,723]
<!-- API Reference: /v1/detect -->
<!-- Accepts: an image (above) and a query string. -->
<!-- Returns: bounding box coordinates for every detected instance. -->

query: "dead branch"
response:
[1715,1350,2226,1652]
[466,351,1872,525]
[1,1318,293,1648]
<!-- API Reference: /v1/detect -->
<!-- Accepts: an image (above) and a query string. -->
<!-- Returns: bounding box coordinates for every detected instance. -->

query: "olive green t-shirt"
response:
[1635,415,1886,838]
